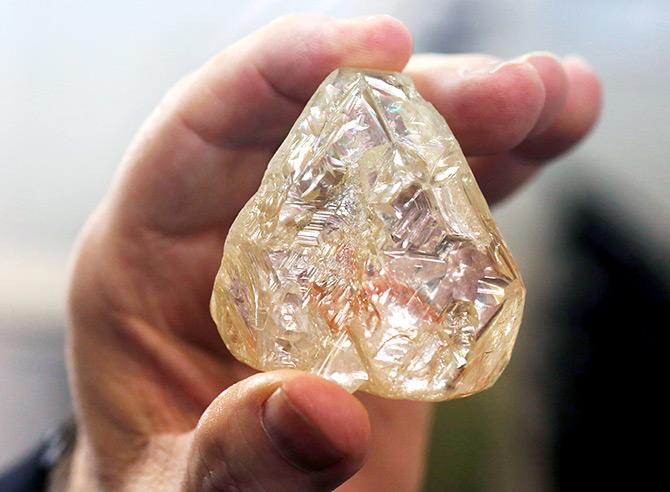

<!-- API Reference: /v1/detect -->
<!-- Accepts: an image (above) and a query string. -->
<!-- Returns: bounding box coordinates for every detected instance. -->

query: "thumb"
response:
[184,370,371,491]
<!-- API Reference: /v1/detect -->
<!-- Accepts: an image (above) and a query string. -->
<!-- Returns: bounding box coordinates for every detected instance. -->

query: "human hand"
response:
[66,14,601,492]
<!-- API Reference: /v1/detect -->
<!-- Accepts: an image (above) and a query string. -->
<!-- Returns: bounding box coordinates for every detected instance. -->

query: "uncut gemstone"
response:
[211,68,525,401]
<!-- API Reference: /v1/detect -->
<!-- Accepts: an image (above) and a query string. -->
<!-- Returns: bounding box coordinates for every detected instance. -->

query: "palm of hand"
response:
[66,14,600,492]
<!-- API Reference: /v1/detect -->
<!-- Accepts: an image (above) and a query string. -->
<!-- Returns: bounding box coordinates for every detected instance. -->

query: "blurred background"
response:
[1,0,668,490]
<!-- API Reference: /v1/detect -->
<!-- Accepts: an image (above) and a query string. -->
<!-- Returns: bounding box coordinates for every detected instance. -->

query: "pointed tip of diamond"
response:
[211,68,525,401]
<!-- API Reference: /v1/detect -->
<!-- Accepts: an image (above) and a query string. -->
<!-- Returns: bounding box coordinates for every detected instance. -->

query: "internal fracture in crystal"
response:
[211,68,525,401]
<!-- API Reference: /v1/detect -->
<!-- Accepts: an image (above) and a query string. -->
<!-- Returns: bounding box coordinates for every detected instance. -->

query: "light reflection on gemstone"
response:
[211,68,525,401]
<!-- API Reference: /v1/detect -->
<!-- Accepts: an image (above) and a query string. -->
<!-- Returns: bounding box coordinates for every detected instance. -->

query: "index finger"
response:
[109,14,413,235]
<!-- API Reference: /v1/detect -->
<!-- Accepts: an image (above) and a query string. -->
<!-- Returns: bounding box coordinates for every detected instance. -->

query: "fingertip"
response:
[187,371,370,492]
[453,60,546,154]
[258,14,413,102]
[512,55,602,161]
[340,14,414,71]
[563,54,597,72]
[520,52,569,135]
[562,55,603,134]
[281,374,371,469]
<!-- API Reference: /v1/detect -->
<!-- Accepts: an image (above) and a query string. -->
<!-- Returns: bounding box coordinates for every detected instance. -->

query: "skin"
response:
[64,14,602,492]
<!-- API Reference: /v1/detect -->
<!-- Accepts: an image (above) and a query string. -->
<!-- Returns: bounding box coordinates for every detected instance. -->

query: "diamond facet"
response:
[211,68,525,401]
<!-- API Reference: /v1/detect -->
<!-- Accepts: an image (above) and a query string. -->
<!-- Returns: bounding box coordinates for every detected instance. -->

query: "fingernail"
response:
[515,50,560,63]
[463,58,535,76]
[563,54,594,69]
[486,59,535,75]
[262,387,344,472]
[339,14,392,24]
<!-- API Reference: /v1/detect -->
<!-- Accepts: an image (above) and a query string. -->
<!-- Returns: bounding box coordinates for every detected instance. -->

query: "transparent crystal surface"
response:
[211,68,525,401]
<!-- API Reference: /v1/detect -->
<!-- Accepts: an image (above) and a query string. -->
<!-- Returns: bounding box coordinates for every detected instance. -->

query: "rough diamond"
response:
[211,68,525,401]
